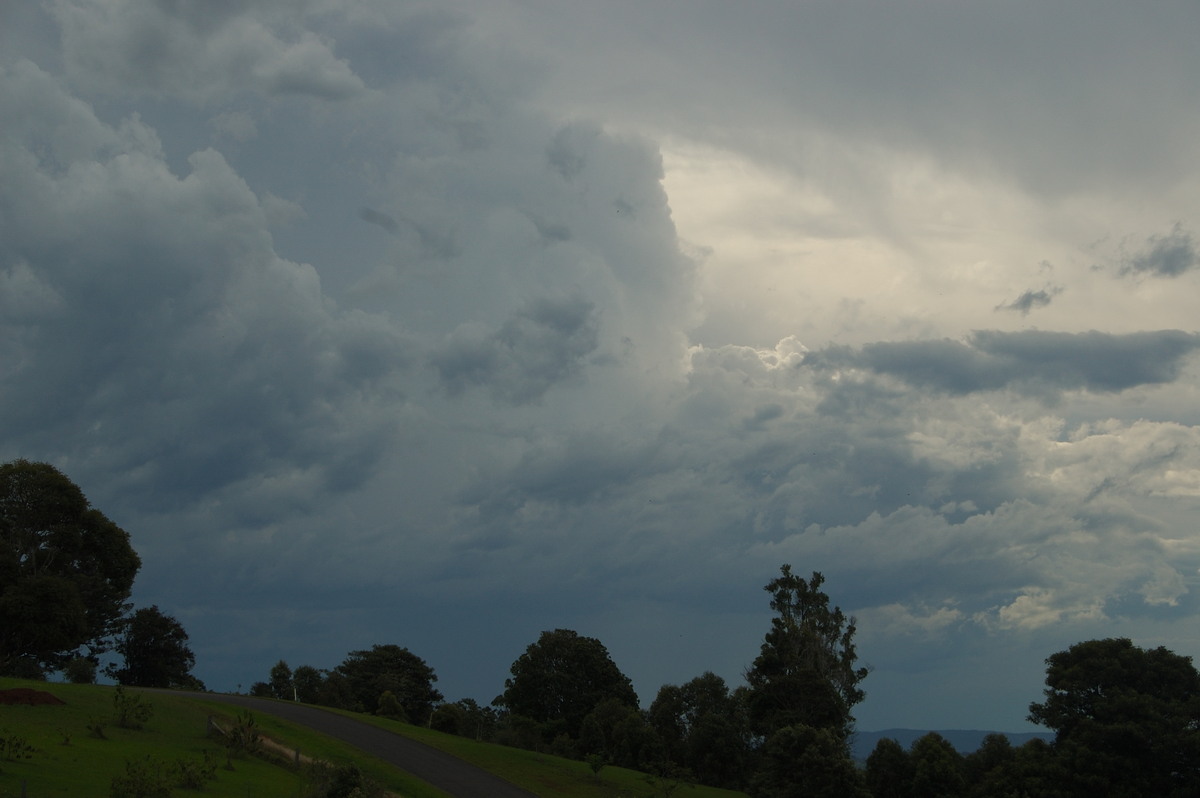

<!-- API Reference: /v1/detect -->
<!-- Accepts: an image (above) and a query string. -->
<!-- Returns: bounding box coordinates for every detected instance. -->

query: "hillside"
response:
[0,679,747,798]
[0,678,446,797]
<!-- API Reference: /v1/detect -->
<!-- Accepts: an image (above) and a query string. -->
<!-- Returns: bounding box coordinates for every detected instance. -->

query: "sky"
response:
[3,0,1200,733]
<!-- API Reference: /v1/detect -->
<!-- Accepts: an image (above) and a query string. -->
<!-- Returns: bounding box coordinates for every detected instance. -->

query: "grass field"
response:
[0,678,446,797]
[271,705,749,798]
[0,678,748,798]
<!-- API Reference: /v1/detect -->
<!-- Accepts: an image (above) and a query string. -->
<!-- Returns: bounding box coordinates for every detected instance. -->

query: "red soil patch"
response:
[0,687,66,706]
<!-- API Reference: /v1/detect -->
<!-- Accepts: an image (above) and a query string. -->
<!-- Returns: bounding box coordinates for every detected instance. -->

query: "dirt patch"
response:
[0,687,66,706]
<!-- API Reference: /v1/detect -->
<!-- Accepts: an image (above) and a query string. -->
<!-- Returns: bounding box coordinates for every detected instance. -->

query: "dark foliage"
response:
[107,605,203,689]
[333,644,442,722]
[0,459,140,675]
[864,737,913,798]
[1028,637,1200,797]
[500,628,638,743]
[750,724,869,798]
[745,566,867,741]
[649,672,752,789]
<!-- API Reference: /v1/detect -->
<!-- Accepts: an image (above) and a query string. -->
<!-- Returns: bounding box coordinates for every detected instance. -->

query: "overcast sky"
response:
[5,0,1200,733]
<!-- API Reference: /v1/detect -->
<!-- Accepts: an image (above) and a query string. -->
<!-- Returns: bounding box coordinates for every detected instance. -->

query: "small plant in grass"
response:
[88,716,109,739]
[585,753,608,781]
[113,685,155,729]
[109,756,173,798]
[641,762,694,798]
[173,749,219,788]
[226,710,262,757]
[58,727,72,745]
[0,729,37,766]
[305,762,386,798]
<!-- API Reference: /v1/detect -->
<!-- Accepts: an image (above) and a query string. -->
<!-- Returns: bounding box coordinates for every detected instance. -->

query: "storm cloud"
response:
[813,330,1200,398]
[3,0,1200,735]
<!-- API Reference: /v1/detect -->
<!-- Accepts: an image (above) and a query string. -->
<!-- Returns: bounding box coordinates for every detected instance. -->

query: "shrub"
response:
[173,750,219,788]
[64,656,98,684]
[87,717,108,739]
[305,762,386,798]
[376,690,406,721]
[109,757,172,798]
[113,686,154,729]
[225,710,261,757]
[0,729,37,767]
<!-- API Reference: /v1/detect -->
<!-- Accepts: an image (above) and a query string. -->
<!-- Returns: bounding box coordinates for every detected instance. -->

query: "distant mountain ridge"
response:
[851,729,1054,760]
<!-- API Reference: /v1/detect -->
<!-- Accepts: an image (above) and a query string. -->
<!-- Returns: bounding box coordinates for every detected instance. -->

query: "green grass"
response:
[318,708,748,798]
[0,678,447,797]
[0,678,748,798]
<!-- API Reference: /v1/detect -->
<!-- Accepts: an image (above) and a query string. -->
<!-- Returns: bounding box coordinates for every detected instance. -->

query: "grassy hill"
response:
[0,677,447,797]
[0,678,747,798]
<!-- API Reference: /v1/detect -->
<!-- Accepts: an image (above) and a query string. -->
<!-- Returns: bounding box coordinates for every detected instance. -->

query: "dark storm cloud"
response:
[431,295,600,404]
[1120,224,1199,278]
[10,0,1200,736]
[0,61,407,506]
[51,0,367,101]
[810,330,1200,397]
[995,286,1061,315]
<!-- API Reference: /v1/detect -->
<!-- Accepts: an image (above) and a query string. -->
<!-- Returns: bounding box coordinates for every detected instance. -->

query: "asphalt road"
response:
[193,693,536,798]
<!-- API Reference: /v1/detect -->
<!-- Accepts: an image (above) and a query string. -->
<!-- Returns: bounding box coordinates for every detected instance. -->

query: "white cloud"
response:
[990,588,1107,632]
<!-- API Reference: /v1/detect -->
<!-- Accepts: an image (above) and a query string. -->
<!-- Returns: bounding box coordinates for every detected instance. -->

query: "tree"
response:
[269,659,294,700]
[864,737,913,798]
[579,697,661,770]
[0,460,141,675]
[964,733,1022,798]
[749,724,869,798]
[745,566,868,740]
[500,628,639,743]
[908,733,966,798]
[432,698,499,740]
[108,605,203,689]
[293,664,324,704]
[1028,637,1200,797]
[334,644,442,722]
[63,655,99,685]
[649,672,751,789]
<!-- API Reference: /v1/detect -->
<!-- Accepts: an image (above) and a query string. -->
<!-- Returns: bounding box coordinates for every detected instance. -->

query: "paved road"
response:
[191,693,536,798]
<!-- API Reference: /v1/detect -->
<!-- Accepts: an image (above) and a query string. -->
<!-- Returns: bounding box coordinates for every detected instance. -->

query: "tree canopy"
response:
[649,672,751,789]
[334,644,443,722]
[0,459,141,675]
[501,628,639,741]
[1028,637,1200,797]
[745,565,868,739]
[107,604,203,689]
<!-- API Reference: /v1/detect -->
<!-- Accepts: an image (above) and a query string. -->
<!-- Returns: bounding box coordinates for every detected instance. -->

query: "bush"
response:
[305,762,386,798]
[113,686,154,729]
[87,717,108,739]
[173,750,219,788]
[64,656,98,684]
[0,729,37,767]
[376,690,406,721]
[109,757,172,798]
[225,710,262,757]
[2,657,45,680]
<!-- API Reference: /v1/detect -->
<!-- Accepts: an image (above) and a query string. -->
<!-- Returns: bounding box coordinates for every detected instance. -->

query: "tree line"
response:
[5,459,1200,796]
